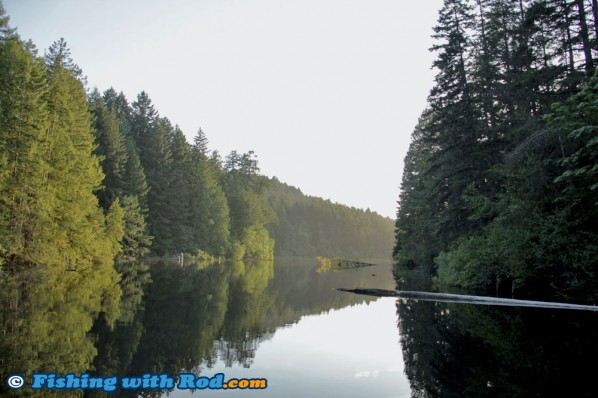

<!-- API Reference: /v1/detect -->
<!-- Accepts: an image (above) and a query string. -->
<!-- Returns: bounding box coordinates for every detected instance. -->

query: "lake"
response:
[1,257,597,397]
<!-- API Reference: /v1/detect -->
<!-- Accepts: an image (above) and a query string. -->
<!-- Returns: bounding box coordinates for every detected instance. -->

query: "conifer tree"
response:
[425,0,485,246]
[189,129,230,256]
[166,125,194,252]
[393,112,440,269]
[120,194,152,260]
[0,11,49,268]
[39,38,123,269]
[223,151,275,259]
[0,26,123,275]
[89,89,128,209]
[394,0,598,297]
[122,140,150,209]
[88,88,152,260]
[103,87,133,138]
[130,94,173,255]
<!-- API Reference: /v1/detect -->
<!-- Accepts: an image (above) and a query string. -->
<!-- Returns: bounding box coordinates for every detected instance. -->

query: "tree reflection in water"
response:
[396,277,598,398]
[1,257,389,397]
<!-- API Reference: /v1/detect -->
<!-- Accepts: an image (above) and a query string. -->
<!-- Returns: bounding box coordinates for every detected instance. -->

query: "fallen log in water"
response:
[337,288,598,311]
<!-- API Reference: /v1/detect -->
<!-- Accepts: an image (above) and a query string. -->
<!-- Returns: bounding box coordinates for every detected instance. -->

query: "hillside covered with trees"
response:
[0,2,393,279]
[267,179,394,258]
[393,0,598,300]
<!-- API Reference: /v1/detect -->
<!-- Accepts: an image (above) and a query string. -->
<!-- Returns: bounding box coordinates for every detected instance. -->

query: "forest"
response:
[393,0,598,300]
[0,2,392,281]
[267,179,394,258]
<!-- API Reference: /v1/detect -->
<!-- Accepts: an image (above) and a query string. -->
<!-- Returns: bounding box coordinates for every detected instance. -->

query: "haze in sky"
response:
[4,0,442,218]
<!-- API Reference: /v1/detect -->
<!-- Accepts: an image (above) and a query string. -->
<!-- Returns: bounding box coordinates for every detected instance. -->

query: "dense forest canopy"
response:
[393,0,598,300]
[0,1,393,277]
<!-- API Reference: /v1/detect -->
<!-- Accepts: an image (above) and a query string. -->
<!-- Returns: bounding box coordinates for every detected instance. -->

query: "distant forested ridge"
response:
[0,3,393,275]
[394,0,598,300]
[267,179,394,258]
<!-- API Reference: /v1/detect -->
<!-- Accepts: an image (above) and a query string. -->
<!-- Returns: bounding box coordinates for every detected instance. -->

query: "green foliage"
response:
[0,24,49,268]
[106,198,125,257]
[395,0,598,299]
[119,195,152,261]
[89,90,128,209]
[0,28,124,274]
[267,178,395,258]
[393,112,440,270]
[434,75,598,298]
[0,1,395,287]
[121,141,149,207]
[165,125,194,252]
[241,225,275,261]
[547,71,598,214]
[87,86,153,261]
[230,240,246,260]
[130,96,173,256]
[184,130,231,257]
[223,151,275,260]
[0,19,125,394]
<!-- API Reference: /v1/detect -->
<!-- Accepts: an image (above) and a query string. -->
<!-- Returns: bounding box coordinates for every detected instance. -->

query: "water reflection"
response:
[1,258,397,397]
[396,276,598,397]
[0,262,122,398]
[118,258,391,377]
[7,258,595,397]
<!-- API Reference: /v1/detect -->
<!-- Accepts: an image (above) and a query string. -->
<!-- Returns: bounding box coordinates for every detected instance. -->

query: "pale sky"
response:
[4,0,442,218]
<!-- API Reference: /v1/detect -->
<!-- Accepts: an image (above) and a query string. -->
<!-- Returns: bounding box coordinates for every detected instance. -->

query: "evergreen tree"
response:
[393,112,440,269]
[120,195,152,260]
[193,127,209,155]
[394,0,598,298]
[88,89,127,209]
[0,24,123,281]
[39,38,123,269]
[223,151,275,259]
[166,125,194,252]
[103,88,132,135]
[88,87,152,260]
[0,11,49,269]
[425,0,486,248]
[189,129,230,256]
[130,94,173,255]
[122,140,150,208]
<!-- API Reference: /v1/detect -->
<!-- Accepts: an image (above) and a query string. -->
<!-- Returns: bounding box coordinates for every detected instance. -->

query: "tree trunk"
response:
[576,0,594,74]
[562,0,576,73]
[592,0,598,42]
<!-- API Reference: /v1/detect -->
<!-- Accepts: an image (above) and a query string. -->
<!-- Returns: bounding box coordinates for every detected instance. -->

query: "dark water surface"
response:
[397,294,598,397]
[1,258,597,397]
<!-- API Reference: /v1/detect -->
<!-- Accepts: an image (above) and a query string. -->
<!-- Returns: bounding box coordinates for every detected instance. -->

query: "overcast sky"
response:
[4,0,442,218]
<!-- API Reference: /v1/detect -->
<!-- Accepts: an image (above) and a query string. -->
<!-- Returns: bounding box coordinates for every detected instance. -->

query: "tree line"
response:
[393,0,597,300]
[267,179,394,258]
[0,3,393,276]
[0,14,272,269]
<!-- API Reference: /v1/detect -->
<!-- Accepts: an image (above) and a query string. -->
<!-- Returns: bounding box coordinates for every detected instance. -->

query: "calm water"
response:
[138,258,409,398]
[1,258,598,397]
